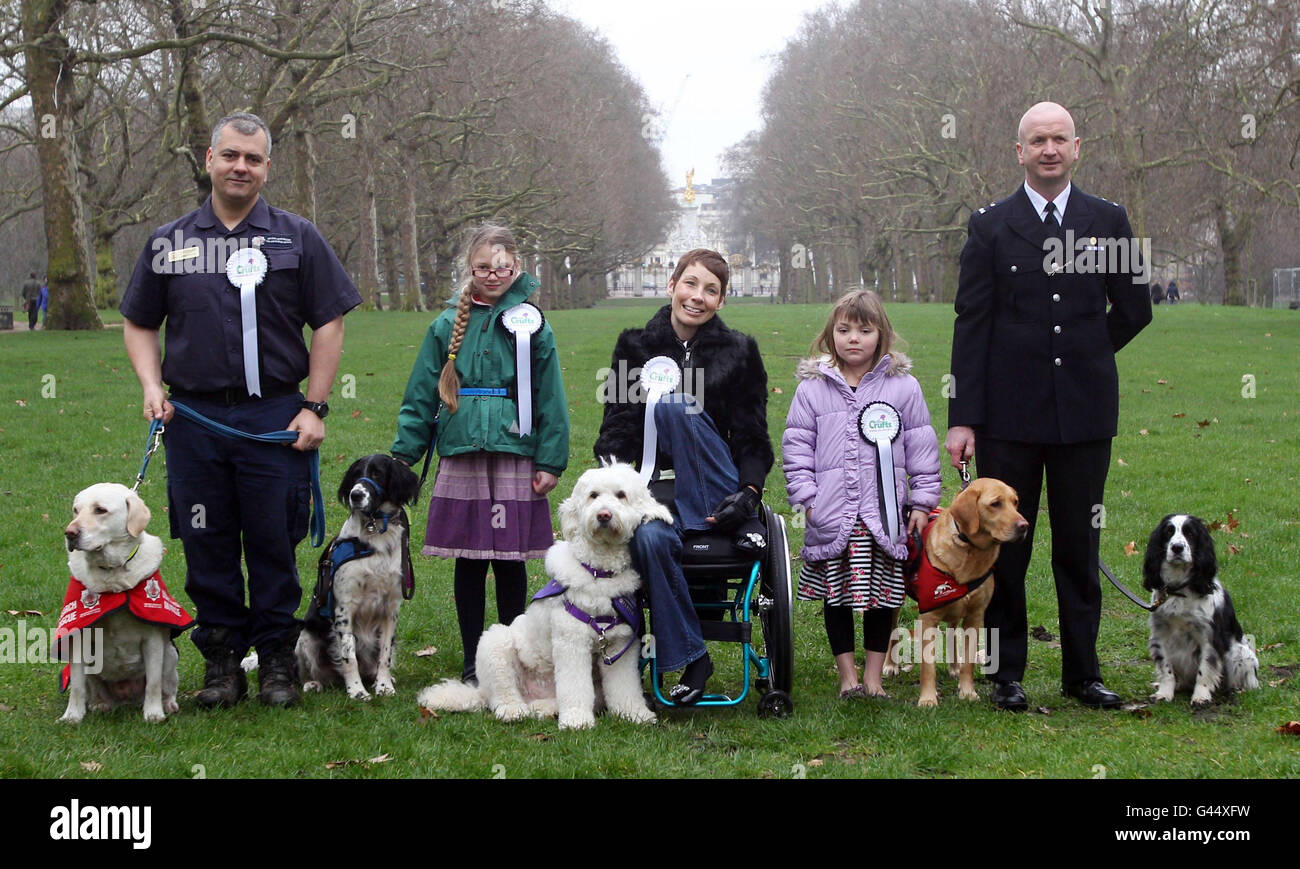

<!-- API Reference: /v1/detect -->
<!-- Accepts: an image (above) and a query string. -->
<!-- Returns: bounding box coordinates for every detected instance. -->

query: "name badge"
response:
[167,247,201,263]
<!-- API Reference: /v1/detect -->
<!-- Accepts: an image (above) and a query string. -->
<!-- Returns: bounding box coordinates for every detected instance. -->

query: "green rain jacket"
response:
[391,272,569,476]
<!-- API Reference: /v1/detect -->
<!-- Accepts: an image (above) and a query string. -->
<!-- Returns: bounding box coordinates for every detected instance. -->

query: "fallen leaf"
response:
[418,706,439,720]
[6,609,45,617]
[1265,332,1272,337]
[325,753,391,769]
[1117,458,1128,466]
[1276,722,1300,736]
[1033,706,1052,715]
[1263,643,1283,651]
[1123,702,1152,718]
[1139,429,1149,435]
[1124,541,1138,556]
[807,758,824,767]
[1228,544,1242,555]
[14,399,26,407]
[413,646,438,657]
[1121,490,1132,497]
[1031,625,1055,642]
[1172,412,1186,418]
[80,761,102,772]
[1157,379,1167,385]
[1141,389,1151,393]
[771,387,784,394]
[1196,419,1211,427]
[351,409,362,418]
[1226,513,1239,532]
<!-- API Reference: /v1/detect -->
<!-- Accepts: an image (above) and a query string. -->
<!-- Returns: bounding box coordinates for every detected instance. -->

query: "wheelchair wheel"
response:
[759,504,794,696]
[758,689,794,719]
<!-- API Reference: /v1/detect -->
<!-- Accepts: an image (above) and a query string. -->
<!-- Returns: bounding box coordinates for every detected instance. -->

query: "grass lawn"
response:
[0,301,1297,779]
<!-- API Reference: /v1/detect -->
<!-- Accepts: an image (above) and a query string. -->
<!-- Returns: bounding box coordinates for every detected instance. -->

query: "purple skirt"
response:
[423,453,554,559]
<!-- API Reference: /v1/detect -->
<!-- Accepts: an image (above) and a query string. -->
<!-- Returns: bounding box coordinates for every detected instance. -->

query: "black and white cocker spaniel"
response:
[296,454,420,700]
[1143,514,1259,705]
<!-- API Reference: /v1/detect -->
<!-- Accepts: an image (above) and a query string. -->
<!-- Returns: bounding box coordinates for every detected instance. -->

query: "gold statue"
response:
[683,168,695,205]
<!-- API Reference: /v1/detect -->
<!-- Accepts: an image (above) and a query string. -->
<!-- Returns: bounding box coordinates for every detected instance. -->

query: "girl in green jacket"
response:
[393,224,569,684]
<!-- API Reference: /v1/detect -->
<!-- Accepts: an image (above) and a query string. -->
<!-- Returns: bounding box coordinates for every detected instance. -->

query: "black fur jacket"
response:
[593,305,774,491]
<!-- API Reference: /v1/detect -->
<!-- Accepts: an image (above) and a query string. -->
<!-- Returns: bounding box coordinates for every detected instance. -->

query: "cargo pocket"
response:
[287,482,311,546]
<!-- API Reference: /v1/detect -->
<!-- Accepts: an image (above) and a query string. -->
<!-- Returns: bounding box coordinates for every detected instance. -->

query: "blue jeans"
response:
[630,395,743,672]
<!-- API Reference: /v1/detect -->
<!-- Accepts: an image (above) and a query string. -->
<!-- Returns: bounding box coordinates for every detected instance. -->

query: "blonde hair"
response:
[438,224,520,412]
[811,288,898,371]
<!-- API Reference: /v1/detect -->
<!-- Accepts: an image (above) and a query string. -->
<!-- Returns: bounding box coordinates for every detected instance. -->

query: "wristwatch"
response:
[301,400,329,419]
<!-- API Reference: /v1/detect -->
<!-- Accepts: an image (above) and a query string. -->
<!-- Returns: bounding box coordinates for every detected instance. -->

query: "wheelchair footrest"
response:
[698,620,751,644]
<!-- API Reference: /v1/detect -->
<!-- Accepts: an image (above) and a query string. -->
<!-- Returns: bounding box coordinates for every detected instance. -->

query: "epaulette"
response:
[976,201,998,215]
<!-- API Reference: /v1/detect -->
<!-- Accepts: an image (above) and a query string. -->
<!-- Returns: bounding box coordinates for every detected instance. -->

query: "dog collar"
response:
[580,562,615,579]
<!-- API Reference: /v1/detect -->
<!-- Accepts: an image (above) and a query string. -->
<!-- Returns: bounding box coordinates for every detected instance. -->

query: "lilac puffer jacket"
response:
[783,354,941,562]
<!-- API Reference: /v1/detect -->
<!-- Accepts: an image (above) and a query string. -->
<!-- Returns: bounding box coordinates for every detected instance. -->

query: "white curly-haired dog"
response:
[417,461,669,729]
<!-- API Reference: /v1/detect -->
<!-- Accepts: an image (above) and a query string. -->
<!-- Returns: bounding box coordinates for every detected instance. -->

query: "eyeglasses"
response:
[471,267,516,279]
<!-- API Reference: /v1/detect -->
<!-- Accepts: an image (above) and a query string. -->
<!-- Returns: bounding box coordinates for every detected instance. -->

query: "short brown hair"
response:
[669,248,729,297]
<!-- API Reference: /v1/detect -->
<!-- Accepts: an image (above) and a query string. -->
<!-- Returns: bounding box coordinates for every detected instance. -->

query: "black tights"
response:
[824,605,896,656]
[454,558,527,672]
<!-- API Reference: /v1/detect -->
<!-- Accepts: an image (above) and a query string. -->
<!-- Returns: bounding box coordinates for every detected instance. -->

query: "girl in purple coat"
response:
[783,290,941,698]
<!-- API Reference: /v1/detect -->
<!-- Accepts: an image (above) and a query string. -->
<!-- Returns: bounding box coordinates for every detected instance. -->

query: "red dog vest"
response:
[53,571,194,691]
[904,512,992,614]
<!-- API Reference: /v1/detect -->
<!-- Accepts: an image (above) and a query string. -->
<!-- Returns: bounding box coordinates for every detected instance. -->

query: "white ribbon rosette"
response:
[638,355,681,483]
[858,401,903,543]
[500,302,543,436]
[225,245,268,397]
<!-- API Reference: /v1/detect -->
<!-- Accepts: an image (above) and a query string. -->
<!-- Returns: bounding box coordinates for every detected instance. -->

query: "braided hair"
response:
[437,224,520,412]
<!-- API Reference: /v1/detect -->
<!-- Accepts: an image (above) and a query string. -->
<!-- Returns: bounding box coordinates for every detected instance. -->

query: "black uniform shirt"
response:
[121,196,361,393]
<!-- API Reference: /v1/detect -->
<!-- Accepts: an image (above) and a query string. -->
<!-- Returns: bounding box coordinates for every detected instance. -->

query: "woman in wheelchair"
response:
[594,249,774,705]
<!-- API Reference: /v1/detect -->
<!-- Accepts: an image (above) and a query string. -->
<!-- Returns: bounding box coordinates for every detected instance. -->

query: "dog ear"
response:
[1186,515,1217,592]
[1142,515,1173,590]
[385,456,421,505]
[949,487,980,539]
[124,491,152,537]
[337,459,363,506]
[558,490,580,540]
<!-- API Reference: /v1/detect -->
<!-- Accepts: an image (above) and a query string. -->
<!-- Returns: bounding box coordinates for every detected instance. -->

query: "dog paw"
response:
[493,702,530,722]
[959,687,979,701]
[917,694,939,708]
[618,705,656,725]
[373,680,396,697]
[347,686,372,702]
[58,711,84,725]
[882,662,900,678]
[1191,688,1213,706]
[529,698,559,718]
[558,711,596,730]
[164,698,180,714]
[1151,690,1174,703]
[143,708,166,724]
[302,680,323,693]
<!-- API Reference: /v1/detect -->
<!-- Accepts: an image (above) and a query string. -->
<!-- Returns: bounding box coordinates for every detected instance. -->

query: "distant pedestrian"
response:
[37,281,48,326]
[1150,281,1165,305]
[1166,279,1180,304]
[20,272,39,330]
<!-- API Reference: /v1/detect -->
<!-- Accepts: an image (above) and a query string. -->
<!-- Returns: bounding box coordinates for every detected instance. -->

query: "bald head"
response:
[1016,101,1080,198]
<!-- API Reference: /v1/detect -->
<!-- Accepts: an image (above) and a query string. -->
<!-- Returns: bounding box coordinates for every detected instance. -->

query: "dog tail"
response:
[417,679,486,712]
[1227,642,1260,692]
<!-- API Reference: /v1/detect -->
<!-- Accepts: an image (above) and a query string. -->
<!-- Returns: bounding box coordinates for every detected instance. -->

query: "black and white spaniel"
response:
[1143,514,1259,705]
[295,454,420,700]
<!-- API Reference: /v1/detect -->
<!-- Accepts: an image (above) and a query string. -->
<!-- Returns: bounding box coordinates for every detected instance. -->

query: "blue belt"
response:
[459,387,510,397]
[167,400,326,547]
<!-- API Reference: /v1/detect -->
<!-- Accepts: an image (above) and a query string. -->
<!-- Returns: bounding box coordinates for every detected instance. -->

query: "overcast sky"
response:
[553,0,840,187]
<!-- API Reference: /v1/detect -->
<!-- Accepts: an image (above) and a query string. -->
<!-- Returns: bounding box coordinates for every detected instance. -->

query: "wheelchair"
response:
[641,481,795,718]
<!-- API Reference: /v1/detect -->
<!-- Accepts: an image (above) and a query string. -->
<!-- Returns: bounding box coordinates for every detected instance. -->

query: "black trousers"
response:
[975,436,1111,686]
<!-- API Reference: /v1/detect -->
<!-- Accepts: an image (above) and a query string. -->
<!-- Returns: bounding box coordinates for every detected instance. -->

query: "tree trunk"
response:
[22,0,102,330]
[359,166,381,309]
[380,219,401,310]
[1214,202,1248,306]
[288,123,318,223]
[399,152,421,312]
[166,0,212,204]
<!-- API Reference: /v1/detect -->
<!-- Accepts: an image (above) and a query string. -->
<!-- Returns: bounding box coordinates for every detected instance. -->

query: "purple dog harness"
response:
[532,565,642,665]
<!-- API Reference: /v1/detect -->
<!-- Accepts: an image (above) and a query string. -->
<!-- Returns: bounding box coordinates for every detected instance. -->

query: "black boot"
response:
[257,634,300,708]
[195,629,247,709]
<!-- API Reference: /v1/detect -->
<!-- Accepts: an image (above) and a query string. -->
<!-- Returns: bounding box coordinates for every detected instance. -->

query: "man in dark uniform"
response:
[945,101,1152,711]
[21,273,41,330]
[121,112,361,708]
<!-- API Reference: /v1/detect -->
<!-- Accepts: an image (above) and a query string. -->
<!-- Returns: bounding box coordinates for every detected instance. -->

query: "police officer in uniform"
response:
[946,102,1152,711]
[121,112,361,708]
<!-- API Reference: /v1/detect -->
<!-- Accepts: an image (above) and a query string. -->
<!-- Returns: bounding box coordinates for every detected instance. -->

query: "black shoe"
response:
[195,630,248,709]
[461,664,479,688]
[257,636,300,708]
[1062,679,1122,708]
[991,680,1028,711]
[668,655,714,706]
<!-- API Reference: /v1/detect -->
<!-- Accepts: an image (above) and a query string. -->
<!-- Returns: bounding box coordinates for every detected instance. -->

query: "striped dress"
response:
[422,453,554,559]
[797,517,905,611]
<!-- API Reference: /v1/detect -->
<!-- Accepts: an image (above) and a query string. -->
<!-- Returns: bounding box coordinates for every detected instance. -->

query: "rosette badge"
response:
[500,303,544,436]
[858,401,903,543]
[637,356,681,483]
[226,246,269,396]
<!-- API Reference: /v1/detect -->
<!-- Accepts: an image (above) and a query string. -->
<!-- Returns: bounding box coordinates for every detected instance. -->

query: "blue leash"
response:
[133,401,327,547]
